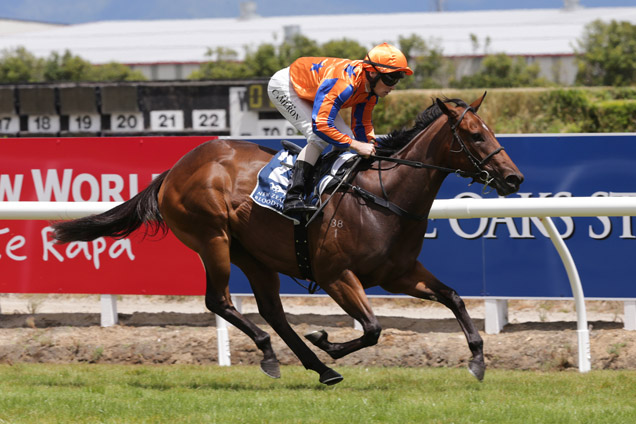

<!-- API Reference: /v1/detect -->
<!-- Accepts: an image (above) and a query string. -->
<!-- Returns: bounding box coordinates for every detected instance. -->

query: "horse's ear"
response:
[435,98,447,113]
[436,98,458,124]
[470,91,487,112]
[435,98,453,116]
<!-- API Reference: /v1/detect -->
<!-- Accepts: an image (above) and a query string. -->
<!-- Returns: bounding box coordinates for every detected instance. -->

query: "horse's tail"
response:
[51,170,169,243]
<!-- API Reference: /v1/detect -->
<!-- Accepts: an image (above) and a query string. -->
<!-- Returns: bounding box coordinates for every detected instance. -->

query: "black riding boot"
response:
[283,160,318,214]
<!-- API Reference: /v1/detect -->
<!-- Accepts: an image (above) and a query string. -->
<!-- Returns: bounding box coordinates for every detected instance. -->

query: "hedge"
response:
[370,87,636,134]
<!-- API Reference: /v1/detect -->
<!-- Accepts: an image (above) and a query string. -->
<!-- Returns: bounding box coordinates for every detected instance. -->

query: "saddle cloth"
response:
[250,146,357,222]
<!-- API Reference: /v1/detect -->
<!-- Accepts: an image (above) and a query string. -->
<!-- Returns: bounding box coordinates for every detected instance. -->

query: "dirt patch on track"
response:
[1,296,635,371]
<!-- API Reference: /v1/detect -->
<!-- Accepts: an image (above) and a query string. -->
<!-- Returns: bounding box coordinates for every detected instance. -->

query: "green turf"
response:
[0,364,634,423]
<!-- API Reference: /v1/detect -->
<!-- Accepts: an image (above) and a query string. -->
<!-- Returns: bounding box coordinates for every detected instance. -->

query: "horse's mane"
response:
[376,98,469,154]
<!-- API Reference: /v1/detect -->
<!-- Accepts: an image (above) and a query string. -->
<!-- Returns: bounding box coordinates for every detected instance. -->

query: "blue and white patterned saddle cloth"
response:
[250,148,357,222]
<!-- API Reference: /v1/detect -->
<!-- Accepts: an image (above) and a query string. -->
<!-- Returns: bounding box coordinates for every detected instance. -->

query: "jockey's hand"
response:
[350,140,376,158]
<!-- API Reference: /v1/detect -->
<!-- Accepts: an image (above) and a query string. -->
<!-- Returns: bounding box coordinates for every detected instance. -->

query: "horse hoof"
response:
[305,329,328,346]
[260,359,281,379]
[468,360,485,382]
[319,368,343,386]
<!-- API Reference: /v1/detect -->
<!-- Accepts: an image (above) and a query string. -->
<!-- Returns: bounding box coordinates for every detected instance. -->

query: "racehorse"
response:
[52,93,523,385]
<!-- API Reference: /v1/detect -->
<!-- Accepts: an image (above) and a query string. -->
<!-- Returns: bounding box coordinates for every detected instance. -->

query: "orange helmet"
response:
[363,42,413,76]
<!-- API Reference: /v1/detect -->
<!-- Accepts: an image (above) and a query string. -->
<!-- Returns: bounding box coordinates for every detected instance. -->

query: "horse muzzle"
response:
[493,172,524,196]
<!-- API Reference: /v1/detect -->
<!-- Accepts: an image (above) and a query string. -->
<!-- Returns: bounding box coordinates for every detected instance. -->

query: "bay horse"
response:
[52,93,523,385]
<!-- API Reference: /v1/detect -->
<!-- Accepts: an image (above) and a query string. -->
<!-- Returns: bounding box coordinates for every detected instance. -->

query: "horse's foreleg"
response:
[198,236,280,378]
[232,244,342,386]
[305,270,382,360]
[383,262,485,381]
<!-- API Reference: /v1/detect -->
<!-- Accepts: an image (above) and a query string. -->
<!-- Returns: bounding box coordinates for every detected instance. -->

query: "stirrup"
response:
[283,198,317,214]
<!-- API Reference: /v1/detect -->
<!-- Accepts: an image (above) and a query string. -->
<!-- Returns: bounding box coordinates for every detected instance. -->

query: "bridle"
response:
[339,105,506,221]
[448,106,504,188]
[372,105,504,185]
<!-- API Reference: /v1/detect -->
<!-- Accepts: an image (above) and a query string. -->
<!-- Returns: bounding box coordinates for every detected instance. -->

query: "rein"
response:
[350,105,505,221]
[372,106,503,182]
[368,154,476,178]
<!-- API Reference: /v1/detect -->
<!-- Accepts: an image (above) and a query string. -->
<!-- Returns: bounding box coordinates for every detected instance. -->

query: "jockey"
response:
[267,42,413,214]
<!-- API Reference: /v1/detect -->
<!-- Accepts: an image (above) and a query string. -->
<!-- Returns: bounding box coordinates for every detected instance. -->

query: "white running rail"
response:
[3,196,636,372]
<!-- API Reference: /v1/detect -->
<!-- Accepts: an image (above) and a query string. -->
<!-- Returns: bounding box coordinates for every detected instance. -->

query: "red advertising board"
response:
[0,137,216,295]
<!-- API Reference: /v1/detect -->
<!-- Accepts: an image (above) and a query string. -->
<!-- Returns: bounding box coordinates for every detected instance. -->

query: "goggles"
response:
[378,71,405,86]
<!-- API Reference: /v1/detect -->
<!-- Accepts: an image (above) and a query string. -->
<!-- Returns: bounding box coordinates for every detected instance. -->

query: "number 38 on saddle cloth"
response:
[250,142,358,224]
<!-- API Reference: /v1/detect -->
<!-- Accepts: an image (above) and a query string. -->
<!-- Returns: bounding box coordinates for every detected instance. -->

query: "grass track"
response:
[0,364,635,423]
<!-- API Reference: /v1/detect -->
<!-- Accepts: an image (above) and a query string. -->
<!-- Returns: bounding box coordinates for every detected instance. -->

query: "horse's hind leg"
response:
[231,243,343,385]
[198,235,280,378]
[304,270,383,360]
[383,261,485,381]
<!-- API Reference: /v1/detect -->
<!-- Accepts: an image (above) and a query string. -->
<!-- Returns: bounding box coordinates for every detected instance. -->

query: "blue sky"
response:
[0,0,634,24]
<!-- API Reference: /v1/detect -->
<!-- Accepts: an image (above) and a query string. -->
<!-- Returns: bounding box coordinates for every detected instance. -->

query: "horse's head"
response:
[435,93,524,196]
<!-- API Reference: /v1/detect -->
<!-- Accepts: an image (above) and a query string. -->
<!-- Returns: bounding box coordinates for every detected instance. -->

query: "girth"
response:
[293,215,315,282]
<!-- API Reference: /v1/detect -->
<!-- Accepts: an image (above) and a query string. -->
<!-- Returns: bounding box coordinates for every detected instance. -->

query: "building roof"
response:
[0,7,635,65]
[0,18,65,37]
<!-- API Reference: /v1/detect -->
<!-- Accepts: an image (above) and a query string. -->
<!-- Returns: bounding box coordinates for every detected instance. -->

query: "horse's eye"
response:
[471,133,484,142]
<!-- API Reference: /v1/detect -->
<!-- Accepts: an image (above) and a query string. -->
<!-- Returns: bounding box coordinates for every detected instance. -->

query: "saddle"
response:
[280,140,362,196]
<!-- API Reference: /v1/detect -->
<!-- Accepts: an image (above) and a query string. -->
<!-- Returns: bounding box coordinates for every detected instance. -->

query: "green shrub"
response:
[373,87,636,134]
[592,100,636,132]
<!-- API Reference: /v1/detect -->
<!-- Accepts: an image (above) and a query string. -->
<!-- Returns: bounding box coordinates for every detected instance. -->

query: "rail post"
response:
[216,315,231,366]
[540,217,591,373]
[100,294,118,327]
